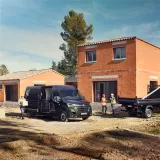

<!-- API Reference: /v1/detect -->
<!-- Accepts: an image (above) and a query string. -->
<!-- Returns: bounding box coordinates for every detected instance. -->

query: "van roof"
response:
[27,85,76,90]
[53,85,75,90]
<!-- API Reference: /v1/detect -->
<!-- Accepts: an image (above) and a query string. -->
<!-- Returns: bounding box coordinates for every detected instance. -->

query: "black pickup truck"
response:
[118,87,160,118]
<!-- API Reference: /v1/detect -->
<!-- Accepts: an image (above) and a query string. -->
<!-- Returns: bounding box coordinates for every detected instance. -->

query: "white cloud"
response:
[0,25,64,60]
[0,51,51,72]
[102,22,160,46]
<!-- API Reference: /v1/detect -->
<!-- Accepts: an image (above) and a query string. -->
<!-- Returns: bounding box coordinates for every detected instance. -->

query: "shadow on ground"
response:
[5,112,82,122]
[93,111,130,119]
[0,118,160,160]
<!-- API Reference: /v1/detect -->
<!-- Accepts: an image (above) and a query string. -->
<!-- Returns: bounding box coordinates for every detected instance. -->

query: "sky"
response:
[0,0,160,72]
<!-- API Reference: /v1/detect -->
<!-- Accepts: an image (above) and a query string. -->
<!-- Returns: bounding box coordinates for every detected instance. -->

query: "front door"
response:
[100,82,105,99]
[94,81,117,102]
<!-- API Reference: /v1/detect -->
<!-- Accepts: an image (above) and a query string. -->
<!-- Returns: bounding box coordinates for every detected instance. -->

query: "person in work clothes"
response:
[18,96,26,119]
[101,94,107,114]
[110,93,116,115]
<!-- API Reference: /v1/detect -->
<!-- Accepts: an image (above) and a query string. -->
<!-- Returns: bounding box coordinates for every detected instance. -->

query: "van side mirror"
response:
[53,96,61,103]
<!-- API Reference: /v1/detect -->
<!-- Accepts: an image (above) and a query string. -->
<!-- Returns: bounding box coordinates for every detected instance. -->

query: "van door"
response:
[50,89,61,116]
[26,87,41,111]
[41,87,52,113]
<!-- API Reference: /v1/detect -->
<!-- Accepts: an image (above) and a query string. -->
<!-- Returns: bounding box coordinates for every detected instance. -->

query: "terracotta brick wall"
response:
[0,81,20,102]
[78,39,137,102]
[0,84,4,102]
[20,70,65,97]
[136,39,160,97]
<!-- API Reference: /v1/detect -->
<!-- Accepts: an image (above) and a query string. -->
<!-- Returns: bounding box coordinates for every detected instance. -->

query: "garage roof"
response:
[0,69,65,81]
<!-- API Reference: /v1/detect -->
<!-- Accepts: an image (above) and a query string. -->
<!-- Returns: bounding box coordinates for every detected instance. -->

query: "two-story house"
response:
[77,36,160,102]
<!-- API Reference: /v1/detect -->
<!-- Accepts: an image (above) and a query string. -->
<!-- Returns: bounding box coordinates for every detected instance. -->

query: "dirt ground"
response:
[0,108,160,160]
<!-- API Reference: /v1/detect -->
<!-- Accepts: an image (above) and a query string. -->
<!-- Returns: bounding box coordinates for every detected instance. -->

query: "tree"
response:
[51,60,57,70]
[0,64,9,75]
[56,59,68,75]
[59,10,93,75]
[29,69,36,71]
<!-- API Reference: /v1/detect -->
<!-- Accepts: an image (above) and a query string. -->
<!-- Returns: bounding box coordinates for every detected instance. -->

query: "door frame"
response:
[93,81,118,102]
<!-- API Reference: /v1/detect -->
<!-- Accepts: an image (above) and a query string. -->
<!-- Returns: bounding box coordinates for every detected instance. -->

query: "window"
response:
[59,89,84,100]
[149,81,158,92]
[52,90,59,99]
[113,47,126,60]
[0,85,2,90]
[86,51,96,62]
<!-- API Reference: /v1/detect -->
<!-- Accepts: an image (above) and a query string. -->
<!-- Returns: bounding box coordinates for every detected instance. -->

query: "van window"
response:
[25,88,30,98]
[59,89,84,100]
[25,88,41,100]
[52,90,60,99]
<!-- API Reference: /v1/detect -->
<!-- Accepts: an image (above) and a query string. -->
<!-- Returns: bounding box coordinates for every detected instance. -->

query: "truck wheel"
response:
[82,117,89,121]
[60,111,68,122]
[144,108,152,118]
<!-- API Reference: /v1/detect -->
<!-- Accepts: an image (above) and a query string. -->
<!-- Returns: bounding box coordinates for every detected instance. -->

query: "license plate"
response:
[81,113,87,115]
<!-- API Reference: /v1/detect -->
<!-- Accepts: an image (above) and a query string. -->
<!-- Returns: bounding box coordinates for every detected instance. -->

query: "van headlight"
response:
[67,104,76,112]
[67,104,75,108]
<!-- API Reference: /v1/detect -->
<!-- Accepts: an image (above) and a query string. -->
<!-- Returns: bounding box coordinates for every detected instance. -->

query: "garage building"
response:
[0,69,65,102]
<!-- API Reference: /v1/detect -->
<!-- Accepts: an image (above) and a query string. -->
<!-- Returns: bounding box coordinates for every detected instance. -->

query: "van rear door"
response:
[25,87,42,110]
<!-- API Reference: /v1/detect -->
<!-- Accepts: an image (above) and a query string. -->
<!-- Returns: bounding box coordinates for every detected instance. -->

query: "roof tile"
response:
[0,69,55,81]
[77,36,136,47]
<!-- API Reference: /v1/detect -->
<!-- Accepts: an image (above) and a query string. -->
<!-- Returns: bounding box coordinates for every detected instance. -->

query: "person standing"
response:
[101,94,107,114]
[110,93,116,115]
[18,96,26,119]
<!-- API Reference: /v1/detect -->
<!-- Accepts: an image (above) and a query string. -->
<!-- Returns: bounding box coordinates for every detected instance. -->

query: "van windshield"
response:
[59,90,84,100]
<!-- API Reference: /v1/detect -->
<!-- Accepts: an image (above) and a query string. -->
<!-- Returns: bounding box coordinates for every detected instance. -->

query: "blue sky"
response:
[0,0,160,72]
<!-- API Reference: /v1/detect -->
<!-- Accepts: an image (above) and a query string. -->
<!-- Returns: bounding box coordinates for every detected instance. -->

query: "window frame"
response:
[113,47,126,60]
[86,50,96,63]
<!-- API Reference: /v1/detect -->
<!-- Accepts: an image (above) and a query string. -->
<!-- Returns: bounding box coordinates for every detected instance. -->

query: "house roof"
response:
[77,36,136,47]
[77,36,160,49]
[0,69,65,81]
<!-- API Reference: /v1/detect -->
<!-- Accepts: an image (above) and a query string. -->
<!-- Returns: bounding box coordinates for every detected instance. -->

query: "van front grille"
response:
[77,105,89,112]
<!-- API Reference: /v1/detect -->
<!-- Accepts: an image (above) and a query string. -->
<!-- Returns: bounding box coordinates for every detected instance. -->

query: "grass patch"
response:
[153,113,160,117]
[148,128,160,135]
[0,143,14,151]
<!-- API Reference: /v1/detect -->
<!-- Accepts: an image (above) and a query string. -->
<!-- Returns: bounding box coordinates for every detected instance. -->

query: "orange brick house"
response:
[0,69,65,102]
[77,36,160,102]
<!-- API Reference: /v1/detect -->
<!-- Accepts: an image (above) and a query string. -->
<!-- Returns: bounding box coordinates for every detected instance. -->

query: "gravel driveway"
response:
[0,107,160,160]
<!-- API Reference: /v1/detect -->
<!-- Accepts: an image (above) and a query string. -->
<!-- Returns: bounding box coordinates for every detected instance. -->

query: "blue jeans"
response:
[111,104,115,114]
[102,105,107,113]
[20,106,25,119]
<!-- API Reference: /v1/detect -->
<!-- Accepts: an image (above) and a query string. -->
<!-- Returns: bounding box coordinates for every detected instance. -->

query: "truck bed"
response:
[118,87,160,106]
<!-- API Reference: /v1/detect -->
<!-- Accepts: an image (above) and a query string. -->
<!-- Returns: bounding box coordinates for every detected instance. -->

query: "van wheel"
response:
[60,111,68,122]
[144,108,152,118]
[82,117,89,120]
